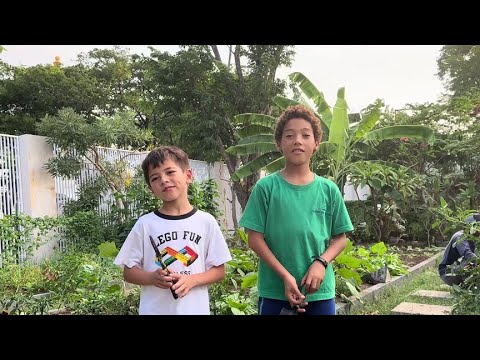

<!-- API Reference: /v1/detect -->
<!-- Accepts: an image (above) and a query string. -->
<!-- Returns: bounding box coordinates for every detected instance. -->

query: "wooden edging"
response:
[335,251,444,315]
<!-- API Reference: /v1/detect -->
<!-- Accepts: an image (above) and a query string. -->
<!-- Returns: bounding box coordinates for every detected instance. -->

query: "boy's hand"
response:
[283,274,307,312]
[170,272,198,298]
[151,268,174,289]
[301,261,326,294]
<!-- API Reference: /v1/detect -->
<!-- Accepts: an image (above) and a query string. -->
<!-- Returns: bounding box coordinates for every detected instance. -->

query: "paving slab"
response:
[412,290,453,299]
[391,302,452,315]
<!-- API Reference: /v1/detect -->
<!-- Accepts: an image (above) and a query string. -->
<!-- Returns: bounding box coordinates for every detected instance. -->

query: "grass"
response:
[350,267,456,315]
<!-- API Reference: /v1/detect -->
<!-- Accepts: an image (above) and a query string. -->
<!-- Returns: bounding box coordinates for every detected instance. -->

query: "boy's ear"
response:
[186,168,193,183]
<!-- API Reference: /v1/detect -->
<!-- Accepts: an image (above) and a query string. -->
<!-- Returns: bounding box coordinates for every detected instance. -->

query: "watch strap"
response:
[314,256,329,269]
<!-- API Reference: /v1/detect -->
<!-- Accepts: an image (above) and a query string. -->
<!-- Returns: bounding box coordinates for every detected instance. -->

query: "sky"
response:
[1,45,446,113]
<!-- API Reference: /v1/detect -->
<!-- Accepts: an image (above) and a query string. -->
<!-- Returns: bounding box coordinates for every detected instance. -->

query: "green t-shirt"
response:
[239,172,354,301]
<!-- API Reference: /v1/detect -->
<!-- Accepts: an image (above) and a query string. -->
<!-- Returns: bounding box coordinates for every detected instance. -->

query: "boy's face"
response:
[147,159,192,204]
[278,118,318,166]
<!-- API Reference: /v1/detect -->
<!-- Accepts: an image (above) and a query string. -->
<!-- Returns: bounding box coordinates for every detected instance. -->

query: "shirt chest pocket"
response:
[312,206,333,230]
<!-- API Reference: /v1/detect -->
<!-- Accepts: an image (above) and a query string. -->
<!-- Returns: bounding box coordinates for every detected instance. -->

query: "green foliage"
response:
[0,62,103,135]
[349,161,422,241]
[451,258,480,315]
[437,45,480,97]
[0,249,139,315]
[62,178,108,215]
[62,211,108,253]
[37,107,152,213]
[209,229,258,315]
[0,263,44,294]
[431,199,480,314]
[432,198,480,243]
[0,214,64,265]
[188,179,222,220]
[98,242,119,259]
[334,239,409,299]
[40,251,138,315]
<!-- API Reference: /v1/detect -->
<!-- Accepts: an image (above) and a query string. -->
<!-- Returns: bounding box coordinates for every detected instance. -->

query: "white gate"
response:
[0,134,23,216]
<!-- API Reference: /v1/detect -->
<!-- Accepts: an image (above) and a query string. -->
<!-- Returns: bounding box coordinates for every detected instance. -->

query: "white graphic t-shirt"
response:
[114,209,231,315]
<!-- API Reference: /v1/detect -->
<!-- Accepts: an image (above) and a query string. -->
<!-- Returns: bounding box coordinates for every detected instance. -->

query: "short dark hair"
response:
[141,146,190,185]
[274,105,322,145]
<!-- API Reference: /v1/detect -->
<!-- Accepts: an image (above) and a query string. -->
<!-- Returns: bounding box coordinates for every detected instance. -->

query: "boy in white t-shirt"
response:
[114,146,231,315]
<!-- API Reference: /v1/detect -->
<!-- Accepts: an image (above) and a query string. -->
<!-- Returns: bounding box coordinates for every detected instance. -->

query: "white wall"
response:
[18,135,57,217]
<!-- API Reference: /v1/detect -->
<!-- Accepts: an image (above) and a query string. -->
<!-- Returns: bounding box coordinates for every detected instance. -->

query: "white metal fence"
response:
[0,134,23,216]
[54,146,145,216]
[0,134,24,262]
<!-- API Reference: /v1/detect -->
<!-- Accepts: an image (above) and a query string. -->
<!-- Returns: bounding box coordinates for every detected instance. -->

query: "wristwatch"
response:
[314,256,329,269]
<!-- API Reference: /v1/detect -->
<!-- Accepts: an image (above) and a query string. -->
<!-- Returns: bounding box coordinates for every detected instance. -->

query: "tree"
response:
[131,45,295,216]
[0,61,102,135]
[37,107,152,212]
[437,45,480,97]
[227,72,435,193]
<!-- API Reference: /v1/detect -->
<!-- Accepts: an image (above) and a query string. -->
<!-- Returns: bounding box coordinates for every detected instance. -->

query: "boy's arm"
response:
[456,238,477,260]
[301,233,347,293]
[247,230,290,280]
[321,232,348,263]
[247,229,305,307]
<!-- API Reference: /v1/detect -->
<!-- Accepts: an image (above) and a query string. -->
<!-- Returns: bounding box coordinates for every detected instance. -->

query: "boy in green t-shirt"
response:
[239,105,353,315]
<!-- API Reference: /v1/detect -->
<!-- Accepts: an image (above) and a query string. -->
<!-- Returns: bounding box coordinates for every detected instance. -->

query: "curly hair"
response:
[274,105,322,145]
[141,146,190,185]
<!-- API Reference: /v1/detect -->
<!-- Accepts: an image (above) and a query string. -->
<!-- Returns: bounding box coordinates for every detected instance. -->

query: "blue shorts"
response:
[258,297,336,315]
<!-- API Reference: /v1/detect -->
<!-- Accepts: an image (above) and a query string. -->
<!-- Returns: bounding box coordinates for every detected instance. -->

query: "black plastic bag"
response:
[362,265,390,285]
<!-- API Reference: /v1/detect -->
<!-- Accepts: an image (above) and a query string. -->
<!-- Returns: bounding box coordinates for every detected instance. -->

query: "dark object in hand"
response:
[149,236,178,299]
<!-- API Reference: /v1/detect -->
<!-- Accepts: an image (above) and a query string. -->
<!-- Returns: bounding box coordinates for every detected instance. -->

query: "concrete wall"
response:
[18,135,57,218]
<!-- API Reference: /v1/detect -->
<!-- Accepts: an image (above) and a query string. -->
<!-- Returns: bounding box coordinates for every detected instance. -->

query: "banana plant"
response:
[226,72,435,187]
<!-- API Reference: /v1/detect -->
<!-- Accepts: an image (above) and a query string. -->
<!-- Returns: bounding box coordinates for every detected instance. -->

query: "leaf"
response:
[226,142,277,156]
[329,89,350,165]
[273,95,330,130]
[98,241,119,258]
[241,273,258,289]
[354,104,382,139]
[230,152,283,181]
[288,72,332,128]
[317,142,337,155]
[238,134,274,146]
[336,267,362,285]
[440,196,447,208]
[272,95,303,110]
[345,280,361,299]
[232,113,276,127]
[370,242,387,255]
[364,125,435,144]
[265,156,285,173]
[231,307,245,315]
[335,254,362,268]
[238,125,273,139]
